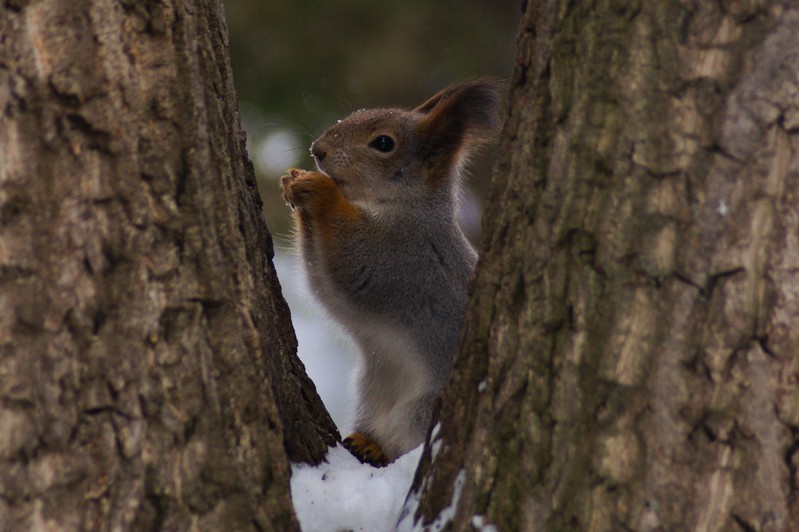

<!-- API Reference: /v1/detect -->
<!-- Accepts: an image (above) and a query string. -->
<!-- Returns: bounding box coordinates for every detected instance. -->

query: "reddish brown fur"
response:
[281,169,362,247]
[415,80,503,187]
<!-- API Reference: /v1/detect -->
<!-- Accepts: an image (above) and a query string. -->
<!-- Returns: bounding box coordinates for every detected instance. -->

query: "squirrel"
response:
[280,79,502,466]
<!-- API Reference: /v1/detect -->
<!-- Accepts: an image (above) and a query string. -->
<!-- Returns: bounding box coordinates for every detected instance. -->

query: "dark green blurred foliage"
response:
[224,0,519,238]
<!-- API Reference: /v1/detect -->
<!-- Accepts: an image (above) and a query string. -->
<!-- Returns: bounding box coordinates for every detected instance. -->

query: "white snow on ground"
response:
[291,445,423,532]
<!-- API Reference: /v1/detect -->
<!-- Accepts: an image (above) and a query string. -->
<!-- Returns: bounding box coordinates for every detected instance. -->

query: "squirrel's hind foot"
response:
[343,433,389,467]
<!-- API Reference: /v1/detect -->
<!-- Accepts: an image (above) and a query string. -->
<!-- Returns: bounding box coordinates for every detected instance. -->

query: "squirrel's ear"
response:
[414,79,504,186]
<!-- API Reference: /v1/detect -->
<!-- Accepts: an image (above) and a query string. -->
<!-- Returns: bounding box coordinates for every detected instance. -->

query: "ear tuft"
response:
[414,79,504,186]
[415,79,504,134]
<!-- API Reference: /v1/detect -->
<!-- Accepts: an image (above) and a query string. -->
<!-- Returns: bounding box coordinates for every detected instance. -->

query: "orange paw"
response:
[279,168,330,210]
[343,432,389,467]
[280,168,360,232]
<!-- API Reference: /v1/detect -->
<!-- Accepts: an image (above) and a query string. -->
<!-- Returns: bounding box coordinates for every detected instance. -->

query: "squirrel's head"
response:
[310,79,503,210]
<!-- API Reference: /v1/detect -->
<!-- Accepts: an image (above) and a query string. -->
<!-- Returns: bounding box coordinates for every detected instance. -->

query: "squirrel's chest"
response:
[301,223,426,297]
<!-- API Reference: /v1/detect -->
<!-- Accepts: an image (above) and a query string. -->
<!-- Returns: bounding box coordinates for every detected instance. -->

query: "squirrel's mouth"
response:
[322,169,347,187]
[315,163,347,187]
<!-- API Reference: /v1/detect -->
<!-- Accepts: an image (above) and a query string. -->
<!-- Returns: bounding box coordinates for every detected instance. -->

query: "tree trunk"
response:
[407,1,799,530]
[0,1,337,530]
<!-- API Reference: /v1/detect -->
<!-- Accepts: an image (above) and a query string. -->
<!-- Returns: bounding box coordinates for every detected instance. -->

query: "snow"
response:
[429,422,446,463]
[290,444,476,532]
[291,445,423,532]
[471,515,498,532]
[397,469,465,532]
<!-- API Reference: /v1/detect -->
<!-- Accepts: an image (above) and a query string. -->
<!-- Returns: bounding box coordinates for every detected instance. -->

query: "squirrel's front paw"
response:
[280,168,333,210]
[343,433,389,467]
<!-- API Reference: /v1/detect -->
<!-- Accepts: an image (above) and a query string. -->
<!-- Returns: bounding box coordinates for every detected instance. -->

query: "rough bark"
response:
[0,0,337,530]
[406,1,799,530]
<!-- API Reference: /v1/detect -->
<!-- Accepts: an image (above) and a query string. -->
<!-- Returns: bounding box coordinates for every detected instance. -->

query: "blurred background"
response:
[224,0,520,430]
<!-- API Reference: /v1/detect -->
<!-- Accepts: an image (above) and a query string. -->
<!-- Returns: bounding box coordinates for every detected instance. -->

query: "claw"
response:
[343,433,389,467]
[280,169,307,210]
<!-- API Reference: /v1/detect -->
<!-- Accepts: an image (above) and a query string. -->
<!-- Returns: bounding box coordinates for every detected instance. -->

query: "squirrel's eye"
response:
[369,135,395,153]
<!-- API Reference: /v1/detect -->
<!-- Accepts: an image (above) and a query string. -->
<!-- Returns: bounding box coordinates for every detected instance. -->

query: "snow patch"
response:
[397,469,466,531]
[291,444,423,532]
[397,488,421,532]
[471,514,498,532]
[429,470,466,530]
[430,422,443,461]
[430,422,441,442]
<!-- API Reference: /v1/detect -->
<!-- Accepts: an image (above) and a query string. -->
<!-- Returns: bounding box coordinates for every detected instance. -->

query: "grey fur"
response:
[300,204,476,458]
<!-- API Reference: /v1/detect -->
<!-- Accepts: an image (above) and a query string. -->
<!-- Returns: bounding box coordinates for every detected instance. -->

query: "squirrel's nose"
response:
[310,142,326,162]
